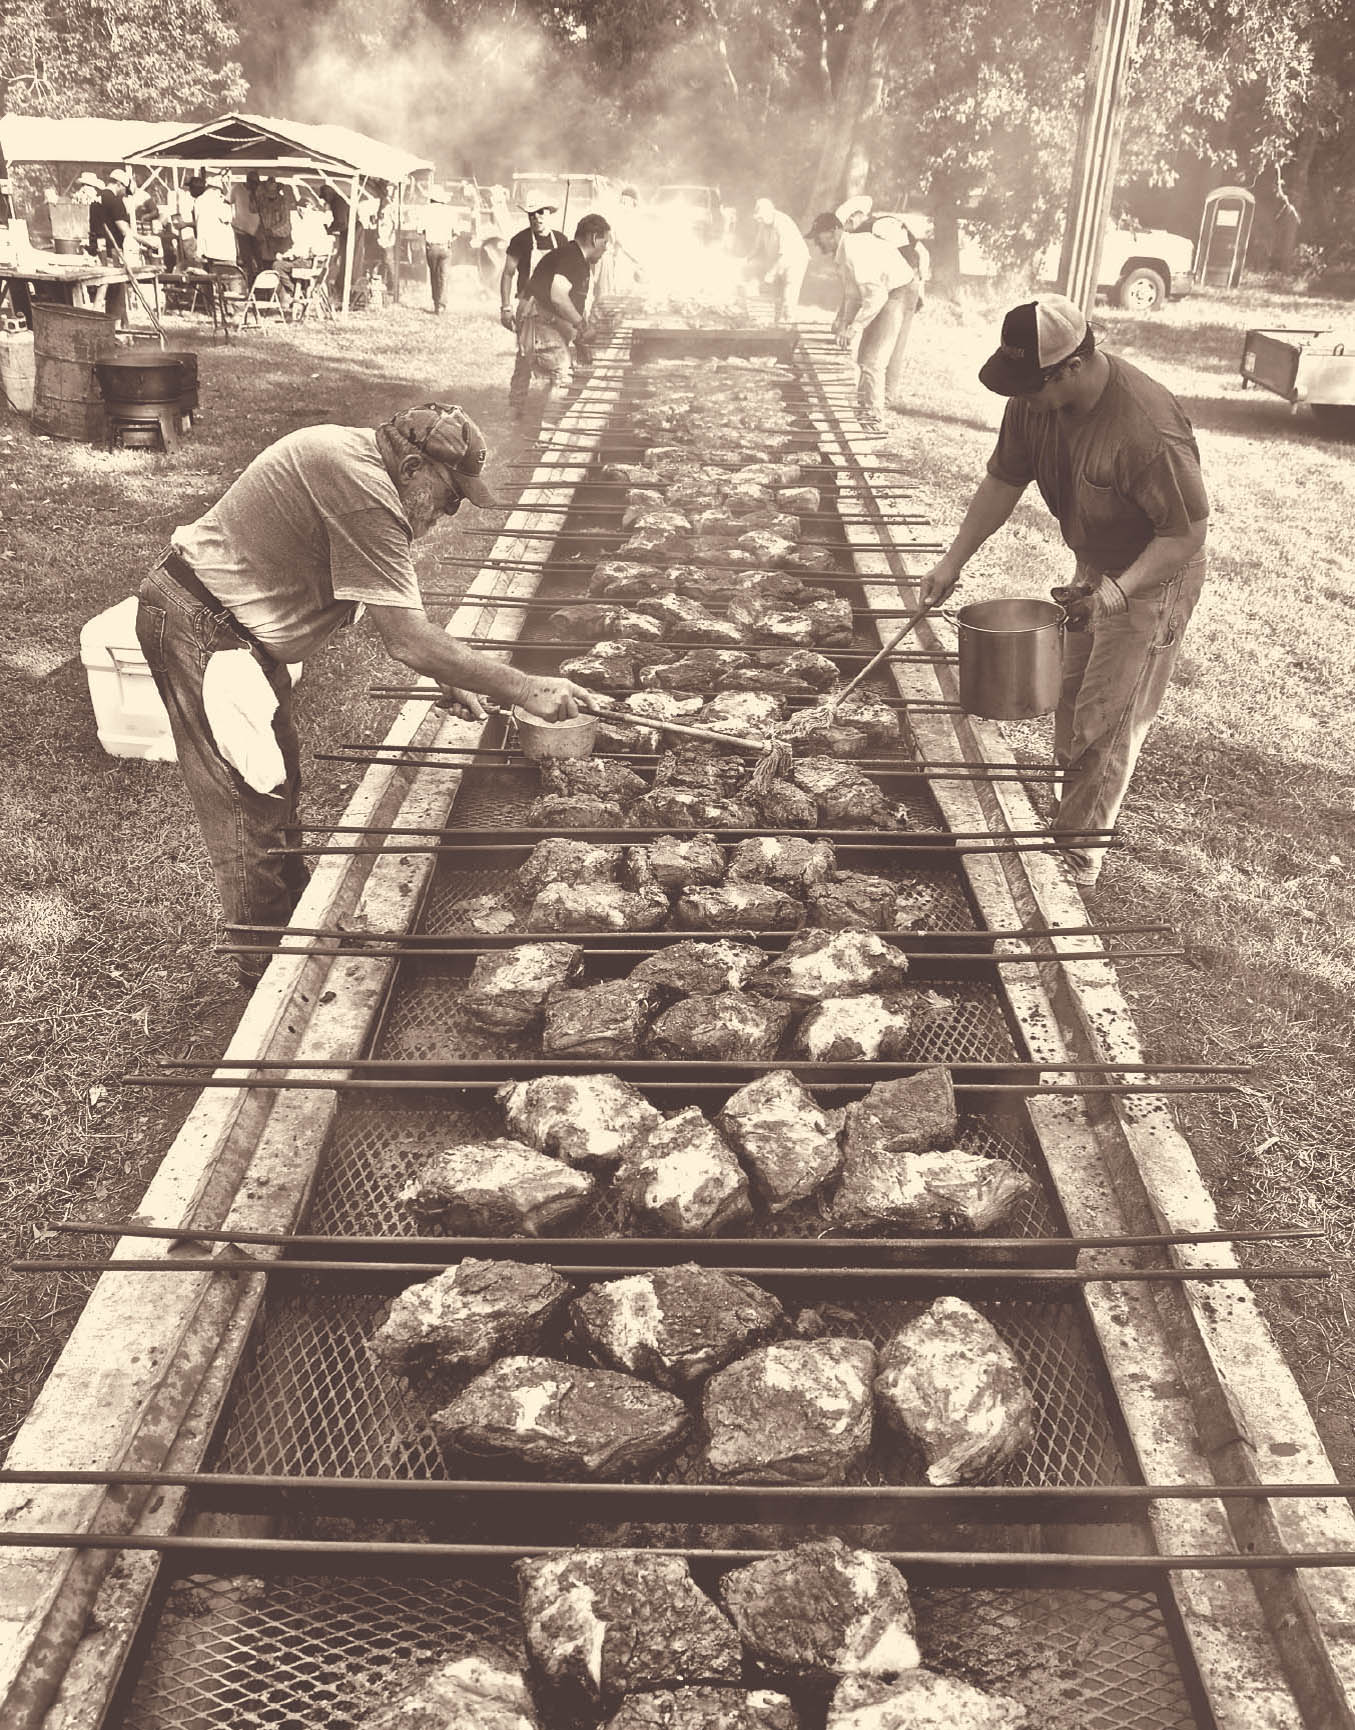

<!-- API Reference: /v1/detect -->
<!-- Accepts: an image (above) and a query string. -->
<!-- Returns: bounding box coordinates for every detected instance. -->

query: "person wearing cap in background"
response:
[516,212,612,427]
[748,197,809,325]
[501,201,569,415]
[834,193,874,234]
[135,405,600,983]
[919,294,1208,888]
[87,166,140,324]
[419,186,459,314]
[806,210,919,431]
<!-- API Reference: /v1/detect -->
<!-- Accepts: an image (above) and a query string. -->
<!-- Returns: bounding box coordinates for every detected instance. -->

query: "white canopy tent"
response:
[126,112,433,312]
[0,114,181,178]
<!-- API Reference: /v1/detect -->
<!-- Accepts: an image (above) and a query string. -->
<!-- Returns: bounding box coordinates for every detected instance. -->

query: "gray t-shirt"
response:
[987,354,1209,576]
[173,425,423,660]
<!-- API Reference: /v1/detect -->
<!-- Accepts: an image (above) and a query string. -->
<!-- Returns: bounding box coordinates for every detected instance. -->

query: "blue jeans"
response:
[135,562,309,971]
[856,284,916,416]
[1054,554,1206,882]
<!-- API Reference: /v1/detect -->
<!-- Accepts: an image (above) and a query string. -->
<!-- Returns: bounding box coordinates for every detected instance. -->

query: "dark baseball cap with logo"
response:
[979,294,1089,395]
[385,402,497,507]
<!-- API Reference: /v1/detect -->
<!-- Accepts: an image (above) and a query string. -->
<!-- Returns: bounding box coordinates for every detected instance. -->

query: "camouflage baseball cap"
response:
[385,402,496,507]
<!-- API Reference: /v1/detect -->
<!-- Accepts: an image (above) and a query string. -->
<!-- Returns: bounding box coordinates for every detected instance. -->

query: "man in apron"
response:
[500,202,568,419]
[920,294,1208,887]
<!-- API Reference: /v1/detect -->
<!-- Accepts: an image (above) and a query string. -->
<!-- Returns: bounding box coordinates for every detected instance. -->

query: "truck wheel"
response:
[1311,404,1355,439]
[1116,267,1167,311]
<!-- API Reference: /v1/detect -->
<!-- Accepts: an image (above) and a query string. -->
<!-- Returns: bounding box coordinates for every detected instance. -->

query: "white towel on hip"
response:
[202,649,287,795]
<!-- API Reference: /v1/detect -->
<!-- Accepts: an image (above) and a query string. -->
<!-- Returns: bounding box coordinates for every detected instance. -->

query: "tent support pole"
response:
[393,178,402,305]
[341,172,359,315]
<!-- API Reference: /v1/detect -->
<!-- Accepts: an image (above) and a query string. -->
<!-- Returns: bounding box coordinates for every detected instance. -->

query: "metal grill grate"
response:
[212,1282,1122,1487]
[120,1570,1196,1730]
[311,1099,1059,1240]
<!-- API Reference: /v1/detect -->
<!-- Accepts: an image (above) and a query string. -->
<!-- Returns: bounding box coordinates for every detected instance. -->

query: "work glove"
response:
[1053,580,1126,632]
[499,306,515,331]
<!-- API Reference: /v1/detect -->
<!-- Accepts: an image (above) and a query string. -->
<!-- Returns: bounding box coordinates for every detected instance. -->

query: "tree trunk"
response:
[928,179,963,295]
[1272,124,1317,270]
[802,0,902,222]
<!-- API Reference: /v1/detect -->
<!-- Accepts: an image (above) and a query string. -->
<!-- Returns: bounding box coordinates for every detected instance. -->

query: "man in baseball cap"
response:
[134,404,599,980]
[919,293,1209,889]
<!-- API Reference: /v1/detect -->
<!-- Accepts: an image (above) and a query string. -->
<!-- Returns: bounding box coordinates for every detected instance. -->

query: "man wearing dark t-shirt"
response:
[514,212,611,424]
[500,203,568,414]
[920,295,1208,887]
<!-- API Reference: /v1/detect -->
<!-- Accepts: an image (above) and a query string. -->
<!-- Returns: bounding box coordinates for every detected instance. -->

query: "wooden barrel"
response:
[31,304,116,442]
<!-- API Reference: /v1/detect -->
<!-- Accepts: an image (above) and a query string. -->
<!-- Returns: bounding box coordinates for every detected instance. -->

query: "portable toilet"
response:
[1197,187,1255,289]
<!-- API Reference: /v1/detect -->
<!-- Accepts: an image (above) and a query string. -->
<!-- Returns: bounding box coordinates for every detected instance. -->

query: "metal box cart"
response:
[1240,326,1355,434]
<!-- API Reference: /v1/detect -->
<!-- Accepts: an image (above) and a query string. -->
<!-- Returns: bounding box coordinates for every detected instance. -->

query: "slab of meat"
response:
[786,545,836,572]
[621,527,695,560]
[570,1265,785,1390]
[551,603,665,642]
[808,872,899,930]
[643,650,752,696]
[719,1538,920,1679]
[842,1067,958,1160]
[461,942,585,1032]
[827,1672,1027,1729]
[629,938,764,1000]
[542,980,656,1059]
[628,690,707,722]
[791,758,895,828]
[699,692,787,733]
[630,789,759,830]
[357,1654,538,1730]
[518,1550,742,1721]
[591,560,672,599]
[777,486,820,512]
[732,461,802,488]
[676,883,804,932]
[672,565,743,604]
[753,780,819,828]
[774,650,842,692]
[696,541,757,570]
[399,1140,594,1236]
[628,507,693,536]
[435,1355,690,1479]
[725,836,835,894]
[874,1297,1036,1484]
[657,745,754,799]
[738,530,796,562]
[526,794,627,829]
[635,593,746,645]
[802,596,856,648]
[541,758,649,804]
[604,1687,799,1730]
[704,1338,876,1484]
[497,1073,663,1169]
[793,994,918,1063]
[560,642,638,692]
[648,991,793,1060]
[716,1069,842,1212]
[719,666,817,698]
[518,839,622,896]
[750,930,910,1008]
[728,594,817,646]
[835,1143,1036,1233]
[641,835,728,893]
[529,881,670,933]
[369,1258,571,1375]
[619,1107,754,1236]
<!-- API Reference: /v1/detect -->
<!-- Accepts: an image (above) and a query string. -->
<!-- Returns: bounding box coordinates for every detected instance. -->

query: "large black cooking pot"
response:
[95,349,199,407]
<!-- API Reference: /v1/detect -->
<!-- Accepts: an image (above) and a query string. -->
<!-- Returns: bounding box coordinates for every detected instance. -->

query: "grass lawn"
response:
[2,270,1353,1482]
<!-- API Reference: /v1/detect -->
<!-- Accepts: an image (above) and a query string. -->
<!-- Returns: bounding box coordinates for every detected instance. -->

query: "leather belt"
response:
[160,550,276,664]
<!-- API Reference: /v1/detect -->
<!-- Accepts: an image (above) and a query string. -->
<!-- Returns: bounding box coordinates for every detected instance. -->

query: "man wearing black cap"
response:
[920,294,1208,887]
[501,202,568,415]
[136,404,597,976]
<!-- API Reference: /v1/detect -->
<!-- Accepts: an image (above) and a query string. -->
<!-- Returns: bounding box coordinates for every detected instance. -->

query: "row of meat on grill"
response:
[401,1064,1032,1239]
[373,1248,1034,1491]
[500,752,901,838]
[360,1537,1025,1728]
[463,834,934,940]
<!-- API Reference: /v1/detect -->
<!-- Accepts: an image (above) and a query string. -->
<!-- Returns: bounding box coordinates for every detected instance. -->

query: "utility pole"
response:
[1056,0,1145,315]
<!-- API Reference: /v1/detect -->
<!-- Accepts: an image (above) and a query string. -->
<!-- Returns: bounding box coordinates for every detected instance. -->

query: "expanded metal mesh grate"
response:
[121,1570,1196,1730]
[311,1097,1058,1240]
[212,1280,1121,1488]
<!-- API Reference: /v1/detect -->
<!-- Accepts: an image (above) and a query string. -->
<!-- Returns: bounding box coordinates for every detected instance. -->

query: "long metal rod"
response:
[1,1468,1343,1504]
[369,682,963,711]
[358,636,957,664]
[7,1532,1355,1573]
[270,834,1126,852]
[335,744,1060,774]
[218,941,1182,965]
[429,552,946,577]
[11,1259,1324,1282]
[40,1221,1310,1251]
[272,836,1108,856]
[118,1075,1233,1096]
[376,594,922,616]
[267,825,1118,846]
[317,751,1052,782]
